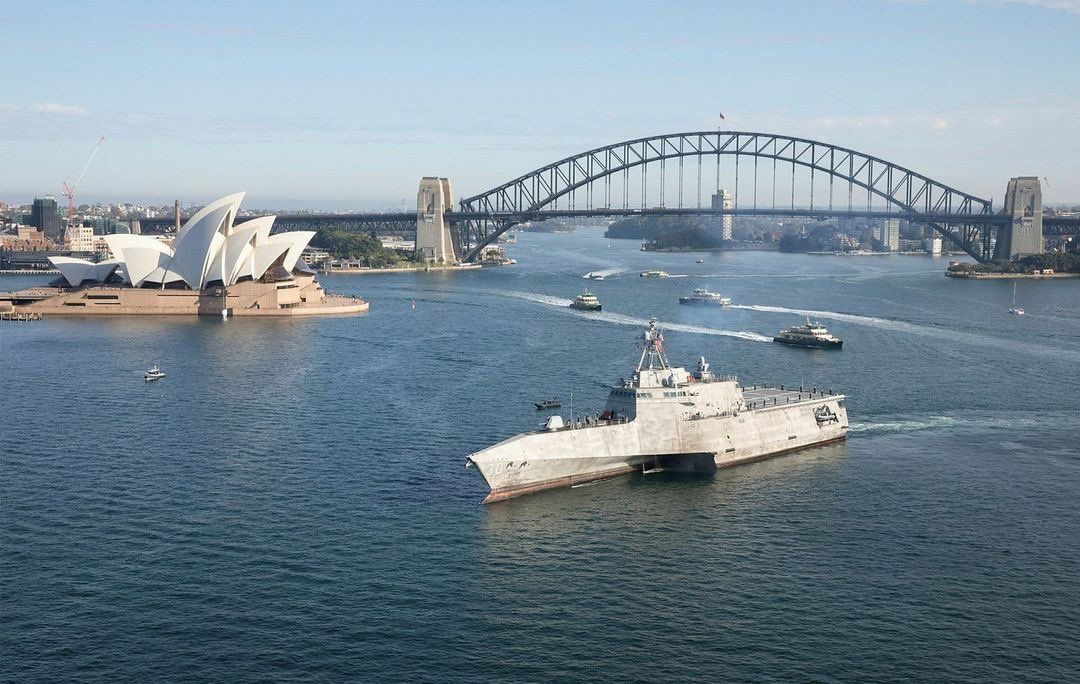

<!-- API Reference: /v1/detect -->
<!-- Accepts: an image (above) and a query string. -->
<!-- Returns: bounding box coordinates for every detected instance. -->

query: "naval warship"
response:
[466,319,848,503]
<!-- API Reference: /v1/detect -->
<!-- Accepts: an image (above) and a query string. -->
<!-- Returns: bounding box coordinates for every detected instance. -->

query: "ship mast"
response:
[636,318,670,372]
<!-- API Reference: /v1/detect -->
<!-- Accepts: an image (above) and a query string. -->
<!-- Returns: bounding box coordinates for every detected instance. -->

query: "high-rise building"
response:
[882,218,900,252]
[31,197,61,240]
[711,190,733,241]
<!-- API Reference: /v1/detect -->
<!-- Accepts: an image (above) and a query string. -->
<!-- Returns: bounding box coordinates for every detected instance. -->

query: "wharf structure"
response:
[3,193,367,317]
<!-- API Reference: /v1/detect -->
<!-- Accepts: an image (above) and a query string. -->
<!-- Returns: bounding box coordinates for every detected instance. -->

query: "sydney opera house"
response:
[9,193,367,316]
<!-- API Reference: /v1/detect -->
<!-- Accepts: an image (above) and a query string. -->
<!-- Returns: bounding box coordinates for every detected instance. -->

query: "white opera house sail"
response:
[13,193,368,317]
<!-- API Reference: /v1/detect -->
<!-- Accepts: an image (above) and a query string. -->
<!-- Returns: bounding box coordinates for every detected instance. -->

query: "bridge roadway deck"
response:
[137,206,1035,234]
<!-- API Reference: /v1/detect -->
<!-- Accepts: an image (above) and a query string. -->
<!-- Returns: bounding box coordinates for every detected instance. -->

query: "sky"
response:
[1,0,1078,210]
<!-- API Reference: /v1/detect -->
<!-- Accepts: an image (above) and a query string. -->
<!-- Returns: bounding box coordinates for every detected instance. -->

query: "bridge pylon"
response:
[416,177,458,264]
[994,176,1043,260]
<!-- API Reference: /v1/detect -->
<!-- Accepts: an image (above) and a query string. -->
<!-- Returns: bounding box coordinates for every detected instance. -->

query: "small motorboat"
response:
[535,398,562,410]
[640,270,670,278]
[696,259,705,264]
[144,364,166,381]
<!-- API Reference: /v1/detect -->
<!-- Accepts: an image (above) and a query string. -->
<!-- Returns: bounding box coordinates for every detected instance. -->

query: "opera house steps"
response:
[12,274,367,317]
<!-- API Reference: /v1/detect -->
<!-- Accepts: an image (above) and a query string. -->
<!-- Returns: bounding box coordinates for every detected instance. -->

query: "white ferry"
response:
[773,318,843,349]
[678,288,732,306]
[569,291,602,311]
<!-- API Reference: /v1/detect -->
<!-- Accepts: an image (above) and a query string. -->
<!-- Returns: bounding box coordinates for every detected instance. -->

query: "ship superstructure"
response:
[773,318,843,349]
[570,291,602,311]
[679,288,732,306]
[466,319,848,503]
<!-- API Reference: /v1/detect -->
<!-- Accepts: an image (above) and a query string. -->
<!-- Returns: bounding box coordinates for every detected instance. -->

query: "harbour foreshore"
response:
[321,263,482,274]
[945,271,1080,279]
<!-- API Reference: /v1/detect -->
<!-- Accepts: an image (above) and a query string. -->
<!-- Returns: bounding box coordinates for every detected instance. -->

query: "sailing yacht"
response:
[1009,283,1025,315]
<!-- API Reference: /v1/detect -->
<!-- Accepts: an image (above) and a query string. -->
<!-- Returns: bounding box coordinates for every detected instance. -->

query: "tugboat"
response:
[640,270,670,278]
[144,364,166,381]
[773,318,843,349]
[535,398,562,410]
[467,318,848,503]
[569,290,602,311]
[678,288,732,306]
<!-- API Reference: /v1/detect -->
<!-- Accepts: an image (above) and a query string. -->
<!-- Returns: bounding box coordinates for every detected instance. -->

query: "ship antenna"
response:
[636,318,670,372]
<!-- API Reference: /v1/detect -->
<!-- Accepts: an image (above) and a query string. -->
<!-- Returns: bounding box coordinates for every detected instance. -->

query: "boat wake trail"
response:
[589,311,773,342]
[850,411,1079,437]
[496,290,771,342]
[500,291,574,308]
[731,304,936,335]
[582,268,623,279]
[848,416,961,436]
[730,303,1079,360]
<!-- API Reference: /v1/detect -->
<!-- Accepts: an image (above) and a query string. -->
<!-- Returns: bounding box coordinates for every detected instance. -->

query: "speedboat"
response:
[569,291,602,311]
[679,288,731,306]
[696,259,705,264]
[584,271,606,280]
[535,398,562,410]
[640,270,669,278]
[773,318,843,349]
[144,364,166,381]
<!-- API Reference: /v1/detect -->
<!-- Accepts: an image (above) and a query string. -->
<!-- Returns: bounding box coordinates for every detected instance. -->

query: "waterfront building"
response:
[30,197,61,239]
[9,193,367,317]
[64,224,95,252]
[0,227,51,252]
[711,190,733,241]
[301,247,331,267]
[883,219,900,252]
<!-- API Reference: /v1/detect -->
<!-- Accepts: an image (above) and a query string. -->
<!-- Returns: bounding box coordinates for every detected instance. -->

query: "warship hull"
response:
[469,393,847,503]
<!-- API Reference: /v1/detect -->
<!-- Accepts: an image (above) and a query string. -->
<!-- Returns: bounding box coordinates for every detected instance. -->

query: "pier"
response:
[0,311,42,322]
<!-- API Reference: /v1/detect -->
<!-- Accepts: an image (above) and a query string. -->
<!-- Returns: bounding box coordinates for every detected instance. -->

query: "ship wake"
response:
[850,410,1079,436]
[730,303,1078,360]
[496,290,771,342]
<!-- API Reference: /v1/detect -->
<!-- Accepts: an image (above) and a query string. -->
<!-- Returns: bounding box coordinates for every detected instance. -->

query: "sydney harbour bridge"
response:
[141,131,1076,264]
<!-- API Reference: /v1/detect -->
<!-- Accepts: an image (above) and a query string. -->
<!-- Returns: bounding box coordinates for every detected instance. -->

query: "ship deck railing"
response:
[536,416,632,434]
[742,385,841,411]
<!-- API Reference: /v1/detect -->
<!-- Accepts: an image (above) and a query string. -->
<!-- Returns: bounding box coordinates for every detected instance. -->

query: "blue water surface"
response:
[3,230,1079,682]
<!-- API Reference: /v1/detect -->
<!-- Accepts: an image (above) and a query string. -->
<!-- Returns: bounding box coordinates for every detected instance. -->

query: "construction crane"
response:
[62,136,106,224]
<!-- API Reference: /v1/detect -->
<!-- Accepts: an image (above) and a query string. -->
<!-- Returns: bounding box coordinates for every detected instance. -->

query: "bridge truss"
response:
[457,131,1005,262]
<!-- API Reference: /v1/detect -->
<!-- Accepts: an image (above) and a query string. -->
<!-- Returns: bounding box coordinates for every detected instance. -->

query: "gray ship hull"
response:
[468,393,847,503]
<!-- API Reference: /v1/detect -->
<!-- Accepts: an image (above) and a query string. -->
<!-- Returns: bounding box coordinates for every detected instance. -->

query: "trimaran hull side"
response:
[469,396,847,503]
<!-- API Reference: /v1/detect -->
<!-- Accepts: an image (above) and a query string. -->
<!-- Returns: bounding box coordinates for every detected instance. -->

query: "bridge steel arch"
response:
[457,131,1000,262]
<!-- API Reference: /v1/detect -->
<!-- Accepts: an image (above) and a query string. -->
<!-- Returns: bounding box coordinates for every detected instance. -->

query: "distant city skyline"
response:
[2,0,1078,208]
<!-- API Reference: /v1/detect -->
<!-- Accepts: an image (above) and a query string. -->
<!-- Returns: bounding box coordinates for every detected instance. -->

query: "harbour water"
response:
[2,229,1079,682]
